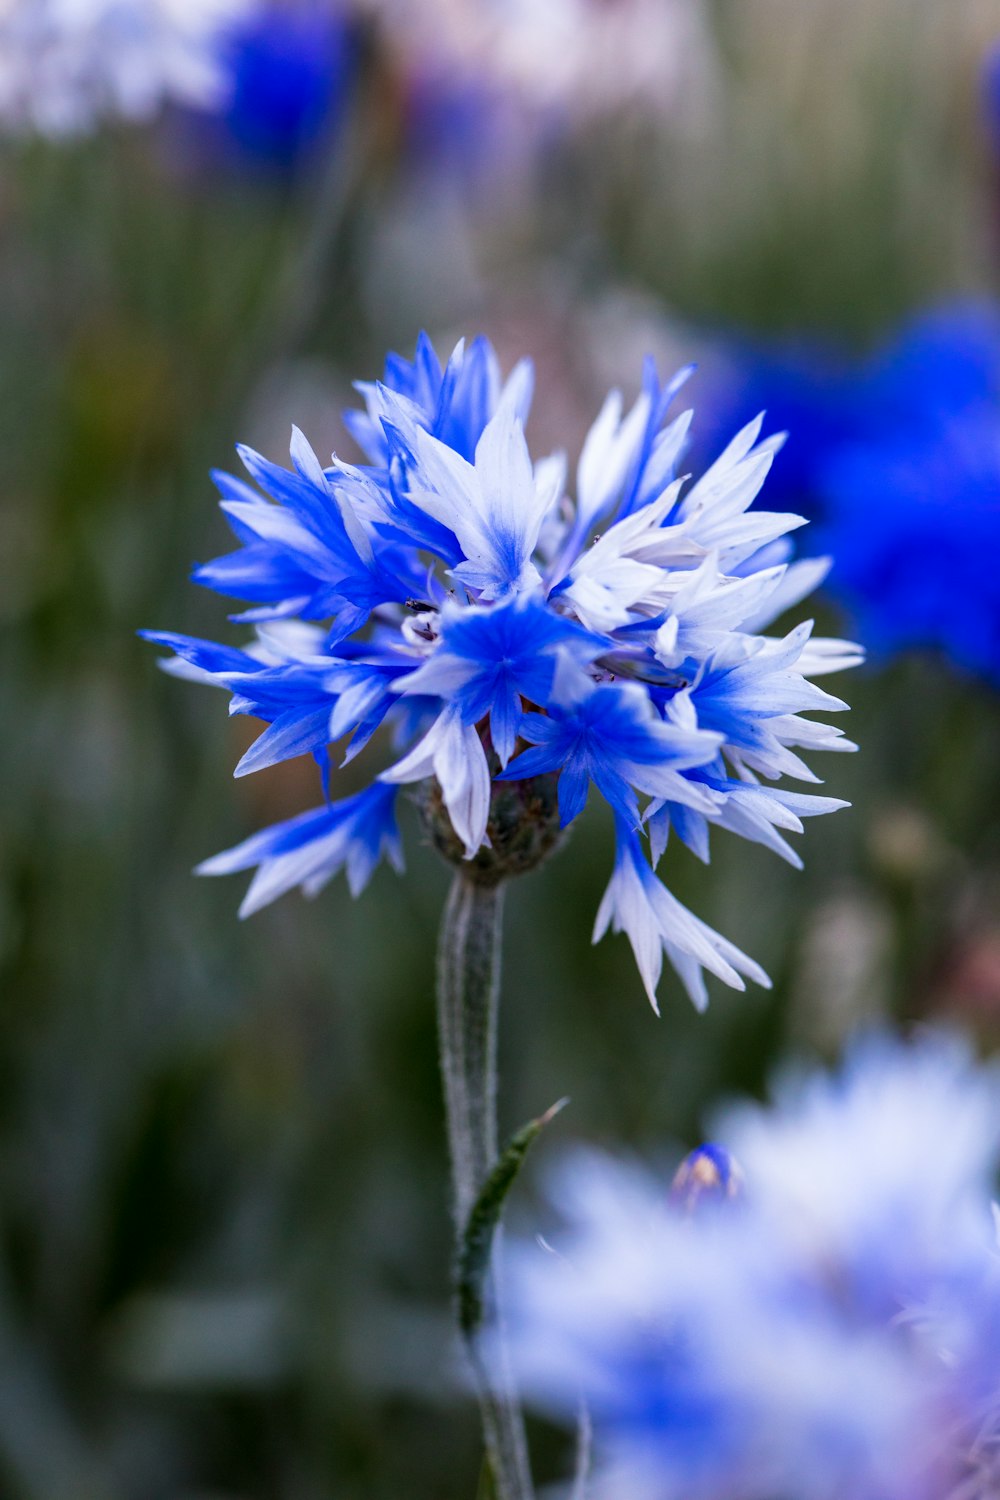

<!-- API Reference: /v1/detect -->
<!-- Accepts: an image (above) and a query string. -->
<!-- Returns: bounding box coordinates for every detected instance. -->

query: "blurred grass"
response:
[2,4,1000,1495]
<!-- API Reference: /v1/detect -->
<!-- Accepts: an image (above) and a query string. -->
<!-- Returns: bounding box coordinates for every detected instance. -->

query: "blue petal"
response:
[234,707,332,777]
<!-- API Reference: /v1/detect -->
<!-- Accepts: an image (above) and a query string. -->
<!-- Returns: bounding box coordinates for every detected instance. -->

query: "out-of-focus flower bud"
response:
[670,1143,743,1214]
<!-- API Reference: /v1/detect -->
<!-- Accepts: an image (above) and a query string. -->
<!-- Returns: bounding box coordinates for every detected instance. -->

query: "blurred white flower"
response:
[369,0,719,129]
[504,1032,1000,1500]
[718,1032,1000,1316]
[0,0,257,135]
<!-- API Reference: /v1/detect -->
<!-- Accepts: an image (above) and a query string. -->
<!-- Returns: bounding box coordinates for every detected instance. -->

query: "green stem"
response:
[437,874,534,1500]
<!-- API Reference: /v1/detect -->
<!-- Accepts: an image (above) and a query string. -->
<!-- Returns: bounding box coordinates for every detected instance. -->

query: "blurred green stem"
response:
[437,874,534,1500]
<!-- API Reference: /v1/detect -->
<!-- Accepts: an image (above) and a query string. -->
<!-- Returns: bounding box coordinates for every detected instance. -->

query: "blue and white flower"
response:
[145,331,858,1010]
[502,1032,1000,1500]
[0,0,257,136]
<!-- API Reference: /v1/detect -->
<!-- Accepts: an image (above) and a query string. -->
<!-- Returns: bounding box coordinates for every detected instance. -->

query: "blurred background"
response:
[1,1,999,1496]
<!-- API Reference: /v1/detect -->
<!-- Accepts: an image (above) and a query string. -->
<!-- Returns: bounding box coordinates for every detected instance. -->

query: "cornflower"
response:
[366,0,719,130]
[0,0,255,136]
[503,1032,1000,1500]
[145,331,858,1011]
[701,302,1000,684]
[215,1,355,171]
[144,331,859,1499]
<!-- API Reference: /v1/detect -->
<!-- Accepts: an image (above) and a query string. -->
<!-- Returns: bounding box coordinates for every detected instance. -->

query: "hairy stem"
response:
[437,873,534,1500]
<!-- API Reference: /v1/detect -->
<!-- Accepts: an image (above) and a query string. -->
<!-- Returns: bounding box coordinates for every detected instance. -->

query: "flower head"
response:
[216,1,355,170]
[701,302,1000,684]
[144,332,857,1009]
[503,1032,1000,1500]
[669,1142,743,1212]
[815,408,1000,685]
[368,0,719,130]
[0,0,256,136]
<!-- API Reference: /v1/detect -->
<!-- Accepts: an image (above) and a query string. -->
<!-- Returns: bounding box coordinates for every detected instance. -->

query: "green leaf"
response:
[458,1097,568,1340]
[475,1453,497,1500]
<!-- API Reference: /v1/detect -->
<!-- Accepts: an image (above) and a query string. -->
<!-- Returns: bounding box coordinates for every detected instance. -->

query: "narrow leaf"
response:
[475,1454,498,1500]
[458,1098,568,1339]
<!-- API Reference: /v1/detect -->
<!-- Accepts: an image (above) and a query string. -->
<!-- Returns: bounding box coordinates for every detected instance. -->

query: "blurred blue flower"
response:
[503,1032,1000,1500]
[398,65,518,186]
[813,306,1000,683]
[860,303,1000,424]
[815,415,1000,684]
[704,303,1000,683]
[696,335,856,519]
[219,2,355,170]
[668,1142,742,1211]
[145,333,858,1010]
